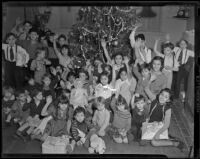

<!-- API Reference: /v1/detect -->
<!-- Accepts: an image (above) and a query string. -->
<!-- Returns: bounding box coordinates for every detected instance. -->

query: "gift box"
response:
[42,136,70,154]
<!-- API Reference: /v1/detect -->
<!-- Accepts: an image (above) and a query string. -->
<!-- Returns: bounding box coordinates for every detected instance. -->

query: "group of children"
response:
[2,18,194,153]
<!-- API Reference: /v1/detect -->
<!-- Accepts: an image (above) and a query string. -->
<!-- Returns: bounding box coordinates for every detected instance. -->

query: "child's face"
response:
[79,72,87,81]
[105,66,111,74]
[115,55,123,65]
[56,66,62,73]
[159,91,170,104]
[58,38,66,46]
[75,112,85,123]
[75,80,83,89]
[43,77,51,86]
[4,91,13,99]
[35,92,43,100]
[136,99,145,111]
[61,47,68,56]
[142,69,150,78]
[38,51,46,59]
[152,60,162,72]
[18,93,26,102]
[6,35,16,46]
[100,75,108,85]
[58,103,68,111]
[164,47,172,55]
[179,40,187,49]
[68,75,75,83]
[28,78,35,85]
[97,102,105,111]
[120,71,127,81]
[30,32,38,41]
[24,23,32,32]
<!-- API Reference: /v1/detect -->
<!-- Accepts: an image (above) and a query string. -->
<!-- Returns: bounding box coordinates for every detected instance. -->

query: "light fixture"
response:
[137,7,157,18]
[173,6,190,19]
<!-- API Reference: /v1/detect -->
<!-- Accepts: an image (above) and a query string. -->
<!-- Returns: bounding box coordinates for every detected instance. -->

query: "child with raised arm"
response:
[154,39,179,89]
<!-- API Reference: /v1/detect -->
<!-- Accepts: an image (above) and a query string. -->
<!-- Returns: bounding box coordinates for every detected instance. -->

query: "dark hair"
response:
[39,32,47,42]
[23,20,32,26]
[35,47,46,58]
[30,88,42,98]
[113,52,123,60]
[29,28,39,34]
[67,71,76,81]
[5,33,16,42]
[58,34,67,41]
[100,71,110,83]
[151,56,164,71]
[135,34,145,41]
[116,94,129,110]
[157,88,173,102]
[79,69,89,80]
[178,39,189,47]
[163,42,174,50]
[138,63,151,73]
[134,94,145,103]
[58,94,69,104]
[15,89,26,97]
[95,96,106,105]
[73,106,86,117]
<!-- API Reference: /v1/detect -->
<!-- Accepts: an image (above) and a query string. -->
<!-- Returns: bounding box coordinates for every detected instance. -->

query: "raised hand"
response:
[123,56,129,64]
[46,95,52,104]
[101,39,107,48]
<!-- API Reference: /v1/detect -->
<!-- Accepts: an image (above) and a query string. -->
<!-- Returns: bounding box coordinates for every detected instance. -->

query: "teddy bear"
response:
[88,134,106,154]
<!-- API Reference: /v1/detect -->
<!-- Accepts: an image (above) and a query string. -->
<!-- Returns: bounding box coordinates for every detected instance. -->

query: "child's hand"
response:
[101,39,107,48]
[46,96,52,104]
[123,56,129,64]
[111,59,115,66]
[77,128,86,138]
[98,129,105,136]
[77,140,83,146]
[53,34,59,40]
[80,137,86,144]
[50,66,57,76]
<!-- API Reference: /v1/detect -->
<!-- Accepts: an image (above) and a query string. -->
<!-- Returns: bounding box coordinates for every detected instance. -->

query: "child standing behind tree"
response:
[30,47,51,84]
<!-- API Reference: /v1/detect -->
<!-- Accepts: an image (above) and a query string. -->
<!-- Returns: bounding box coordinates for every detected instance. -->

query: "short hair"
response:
[35,47,46,57]
[163,42,174,50]
[135,34,145,41]
[58,34,67,41]
[23,20,32,26]
[178,39,189,46]
[134,94,145,103]
[5,33,16,41]
[67,71,77,81]
[113,52,123,59]
[29,28,39,34]
[157,88,173,102]
[15,89,26,97]
[95,96,106,105]
[138,63,151,73]
[42,73,52,81]
[58,94,69,104]
[61,44,69,50]
[116,94,129,110]
[79,69,89,79]
[2,86,14,96]
[73,106,86,116]
[151,56,164,71]
[30,88,42,97]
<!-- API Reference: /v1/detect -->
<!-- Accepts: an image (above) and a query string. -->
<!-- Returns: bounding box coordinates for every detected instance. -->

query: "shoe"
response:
[66,144,73,154]
[122,136,128,144]
[113,136,123,143]
[177,140,186,152]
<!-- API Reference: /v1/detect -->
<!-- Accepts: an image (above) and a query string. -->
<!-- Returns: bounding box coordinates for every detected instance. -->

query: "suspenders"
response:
[6,45,18,62]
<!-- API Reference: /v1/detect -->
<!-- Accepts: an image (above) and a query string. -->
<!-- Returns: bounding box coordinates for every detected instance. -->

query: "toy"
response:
[88,134,106,154]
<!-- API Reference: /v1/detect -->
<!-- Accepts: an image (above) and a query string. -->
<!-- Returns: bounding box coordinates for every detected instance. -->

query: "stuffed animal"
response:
[88,134,106,154]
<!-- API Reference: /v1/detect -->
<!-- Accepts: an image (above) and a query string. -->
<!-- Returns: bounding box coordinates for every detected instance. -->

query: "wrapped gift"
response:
[42,136,70,154]
[141,122,169,140]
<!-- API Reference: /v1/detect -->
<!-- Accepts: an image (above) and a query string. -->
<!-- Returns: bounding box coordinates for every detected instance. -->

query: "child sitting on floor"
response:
[110,93,131,144]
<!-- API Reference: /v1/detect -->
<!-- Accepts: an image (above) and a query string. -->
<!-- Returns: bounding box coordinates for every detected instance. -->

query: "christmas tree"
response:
[68,6,141,63]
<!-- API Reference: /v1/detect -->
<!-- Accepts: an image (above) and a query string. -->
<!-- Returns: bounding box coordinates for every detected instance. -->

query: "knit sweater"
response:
[111,97,131,131]
[71,120,88,142]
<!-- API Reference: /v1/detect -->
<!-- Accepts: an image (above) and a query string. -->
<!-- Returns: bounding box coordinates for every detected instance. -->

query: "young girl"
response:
[70,79,88,109]
[30,47,51,84]
[144,56,167,100]
[53,34,73,71]
[15,89,49,141]
[115,56,137,106]
[128,94,149,142]
[154,39,179,89]
[32,94,73,142]
[92,97,110,137]
[6,89,30,126]
[142,88,185,150]
[2,86,15,125]
[110,94,131,144]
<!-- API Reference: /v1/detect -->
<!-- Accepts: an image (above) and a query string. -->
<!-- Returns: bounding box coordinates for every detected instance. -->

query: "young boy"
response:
[2,33,29,88]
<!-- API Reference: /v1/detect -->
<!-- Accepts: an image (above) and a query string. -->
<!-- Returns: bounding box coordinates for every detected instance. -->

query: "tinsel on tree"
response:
[68,6,141,63]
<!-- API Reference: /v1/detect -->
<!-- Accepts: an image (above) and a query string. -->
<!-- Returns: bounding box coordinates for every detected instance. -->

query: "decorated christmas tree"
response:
[68,6,141,63]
